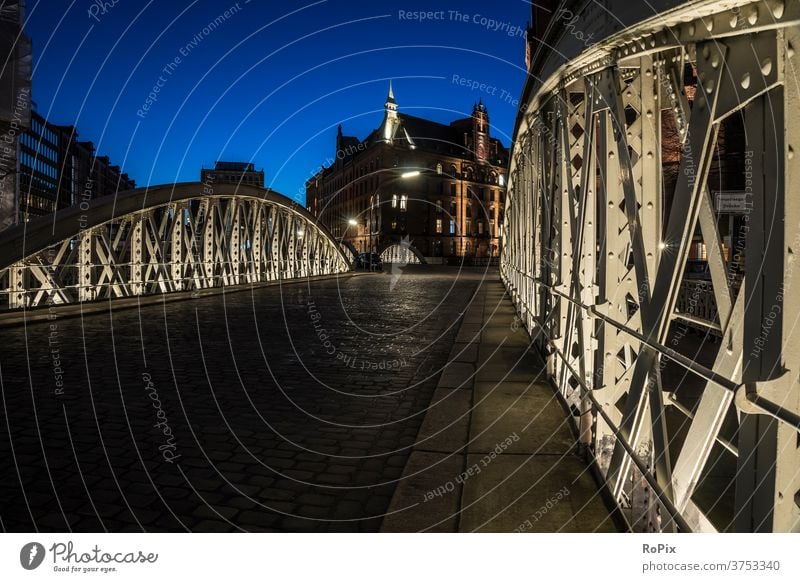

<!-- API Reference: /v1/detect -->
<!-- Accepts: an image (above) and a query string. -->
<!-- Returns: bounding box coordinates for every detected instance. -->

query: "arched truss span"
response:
[502,0,800,532]
[379,242,426,265]
[0,183,350,310]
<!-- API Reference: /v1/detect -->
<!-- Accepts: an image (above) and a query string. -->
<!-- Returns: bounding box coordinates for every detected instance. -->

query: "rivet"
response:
[688,23,696,36]
[789,146,795,160]
[748,8,758,25]
[729,14,738,28]
[706,80,715,94]
[773,1,785,19]
[762,58,773,76]
[741,72,751,89]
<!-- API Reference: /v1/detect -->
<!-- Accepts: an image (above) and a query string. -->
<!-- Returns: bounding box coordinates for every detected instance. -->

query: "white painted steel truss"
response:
[502,0,800,532]
[0,185,350,310]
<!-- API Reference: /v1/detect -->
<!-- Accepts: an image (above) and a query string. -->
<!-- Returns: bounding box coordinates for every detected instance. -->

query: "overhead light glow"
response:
[347,219,358,227]
[401,171,420,179]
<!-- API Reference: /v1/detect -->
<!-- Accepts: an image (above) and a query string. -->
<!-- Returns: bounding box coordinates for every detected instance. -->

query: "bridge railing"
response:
[502,0,800,532]
[0,183,350,311]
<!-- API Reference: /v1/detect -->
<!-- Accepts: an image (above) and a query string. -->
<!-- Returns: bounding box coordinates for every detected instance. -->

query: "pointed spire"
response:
[387,80,395,102]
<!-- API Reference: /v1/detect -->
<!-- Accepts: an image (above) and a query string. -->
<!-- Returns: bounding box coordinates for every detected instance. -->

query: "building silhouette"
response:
[306,83,508,260]
[201,161,265,189]
[14,110,136,224]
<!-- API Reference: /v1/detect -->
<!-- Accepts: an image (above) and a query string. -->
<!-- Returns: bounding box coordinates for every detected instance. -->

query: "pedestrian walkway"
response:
[381,277,620,532]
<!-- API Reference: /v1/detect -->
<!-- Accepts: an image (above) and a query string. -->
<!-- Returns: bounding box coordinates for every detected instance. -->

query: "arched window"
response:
[436,163,443,175]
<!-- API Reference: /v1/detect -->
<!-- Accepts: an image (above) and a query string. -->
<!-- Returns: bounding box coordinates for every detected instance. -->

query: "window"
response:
[436,163,442,175]
[466,203,472,218]
[466,219,471,234]
[391,220,397,230]
[450,183,456,196]
[400,195,407,211]
[449,220,456,235]
[478,221,484,235]
[392,194,398,208]
[499,174,505,187]
[436,218,443,234]
[436,200,442,213]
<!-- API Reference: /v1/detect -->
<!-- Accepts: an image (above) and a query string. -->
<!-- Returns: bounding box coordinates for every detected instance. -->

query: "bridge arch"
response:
[501,0,800,532]
[0,182,350,310]
[378,241,426,265]
[338,240,359,264]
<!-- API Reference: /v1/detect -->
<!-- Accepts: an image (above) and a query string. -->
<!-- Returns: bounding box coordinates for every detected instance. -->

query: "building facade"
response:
[201,161,264,188]
[306,84,508,260]
[0,0,32,232]
[9,110,137,226]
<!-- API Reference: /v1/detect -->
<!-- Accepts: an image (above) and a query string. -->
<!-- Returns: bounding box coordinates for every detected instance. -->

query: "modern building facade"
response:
[13,110,137,224]
[201,161,264,188]
[0,0,32,232]
[306,84,508,260]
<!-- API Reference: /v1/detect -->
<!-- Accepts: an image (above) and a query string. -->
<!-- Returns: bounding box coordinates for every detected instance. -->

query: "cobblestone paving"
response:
[0,267,489,532]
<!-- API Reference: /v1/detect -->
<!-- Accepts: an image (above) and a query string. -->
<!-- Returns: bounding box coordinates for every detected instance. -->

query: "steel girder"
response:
[502,1,800,532]
[0,183,350,310]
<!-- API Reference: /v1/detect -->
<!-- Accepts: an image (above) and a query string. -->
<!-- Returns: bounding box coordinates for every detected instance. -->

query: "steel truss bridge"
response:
[502,0,800,531]
[0,183,350,311]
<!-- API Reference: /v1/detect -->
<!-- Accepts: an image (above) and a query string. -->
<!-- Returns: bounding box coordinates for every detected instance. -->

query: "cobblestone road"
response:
[0,267,488,532]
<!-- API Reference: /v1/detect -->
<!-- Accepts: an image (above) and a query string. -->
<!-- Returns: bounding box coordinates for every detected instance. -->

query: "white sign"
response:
[715,191,749,213]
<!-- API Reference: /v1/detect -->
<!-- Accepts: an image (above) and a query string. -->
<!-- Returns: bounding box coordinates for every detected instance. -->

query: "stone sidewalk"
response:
[381,278,620,532]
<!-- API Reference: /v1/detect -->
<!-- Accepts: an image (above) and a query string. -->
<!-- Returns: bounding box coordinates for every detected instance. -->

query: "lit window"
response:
[436,218,443,234]
[478,221,484,235]
[499,174,505,186]
[392,194,398,208]
[400,195,407,211]
[449,220,455,235]
[436,163,442,175]
[391,220,397,230]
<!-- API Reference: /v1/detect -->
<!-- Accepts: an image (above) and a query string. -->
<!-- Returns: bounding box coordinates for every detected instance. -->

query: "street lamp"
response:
[401,170,421,179]
[347,218,358,227]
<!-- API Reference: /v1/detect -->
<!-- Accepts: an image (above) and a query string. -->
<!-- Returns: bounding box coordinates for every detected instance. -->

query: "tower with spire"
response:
[472,100,489,161]
[382,81,401,142]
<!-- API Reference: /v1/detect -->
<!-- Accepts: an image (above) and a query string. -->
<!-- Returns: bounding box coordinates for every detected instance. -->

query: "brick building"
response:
[306,83,508,260]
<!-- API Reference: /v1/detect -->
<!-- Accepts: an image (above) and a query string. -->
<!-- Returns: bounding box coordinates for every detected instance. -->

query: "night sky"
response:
[25,1,532,203]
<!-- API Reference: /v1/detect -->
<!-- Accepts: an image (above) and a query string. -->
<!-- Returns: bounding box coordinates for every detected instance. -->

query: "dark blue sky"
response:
[25,0,531,203]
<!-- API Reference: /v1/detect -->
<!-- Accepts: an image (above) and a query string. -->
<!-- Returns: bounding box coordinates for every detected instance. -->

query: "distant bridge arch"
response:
[0,182,350,310]
[379,241,426,265]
